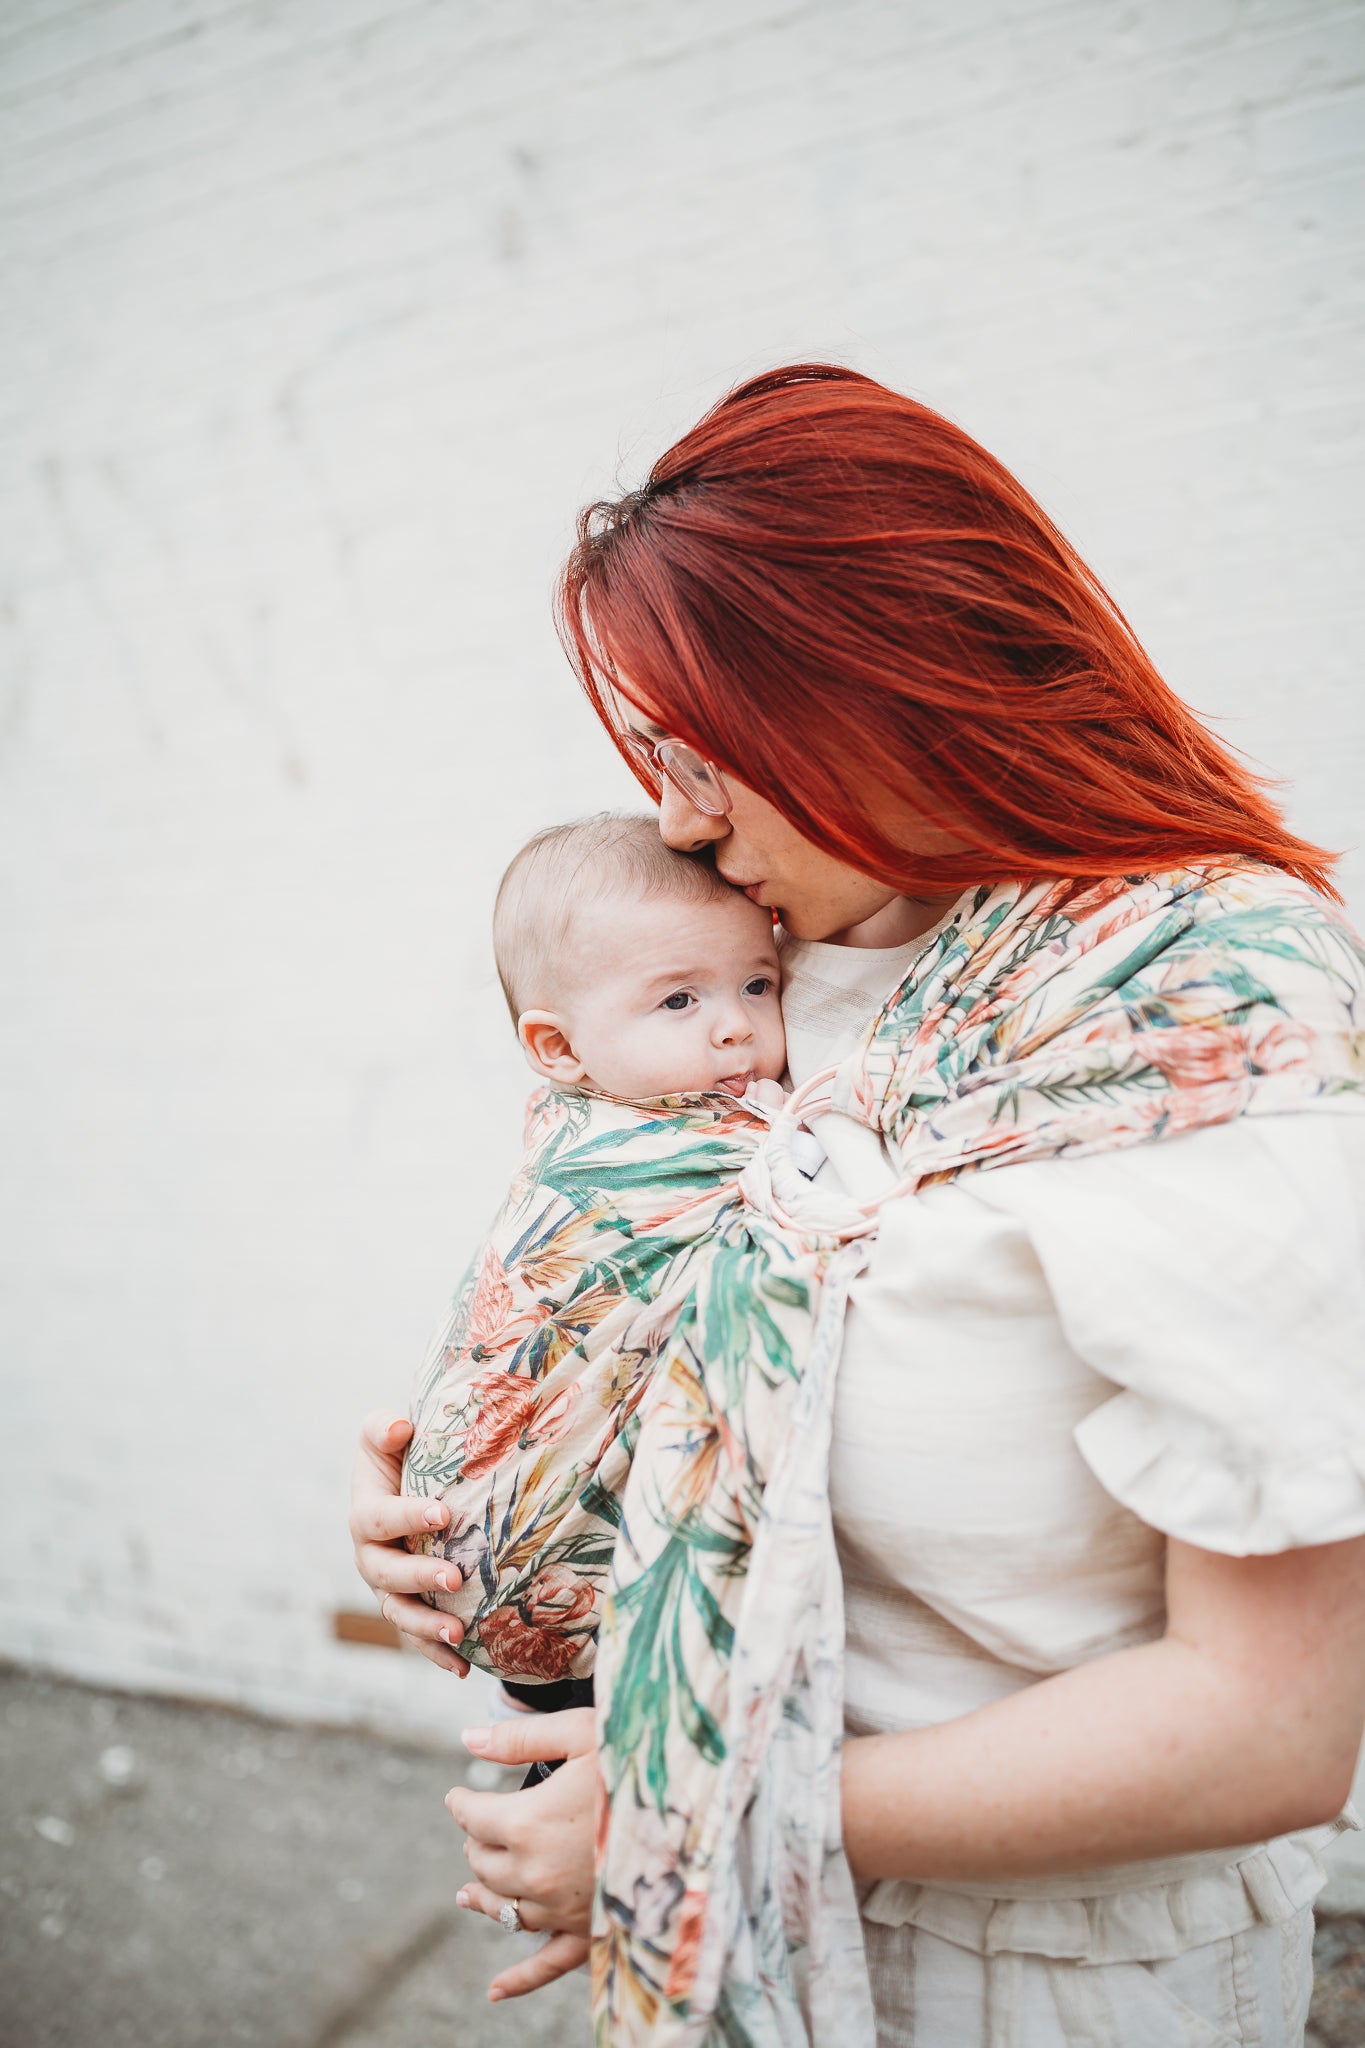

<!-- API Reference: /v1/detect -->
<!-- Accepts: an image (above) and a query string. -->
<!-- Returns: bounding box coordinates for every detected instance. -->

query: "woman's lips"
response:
[719,870,765,904]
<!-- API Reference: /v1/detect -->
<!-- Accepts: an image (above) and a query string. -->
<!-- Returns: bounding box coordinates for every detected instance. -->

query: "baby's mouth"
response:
[717,1070,755,1095]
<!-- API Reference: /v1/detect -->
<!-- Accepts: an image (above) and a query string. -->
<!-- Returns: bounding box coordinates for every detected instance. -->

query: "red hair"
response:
[555,363,1337,899]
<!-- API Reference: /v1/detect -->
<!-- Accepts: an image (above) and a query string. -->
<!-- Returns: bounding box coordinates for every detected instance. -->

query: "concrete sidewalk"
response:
[0,1666,586,2048]
[3,1663,1364,2047]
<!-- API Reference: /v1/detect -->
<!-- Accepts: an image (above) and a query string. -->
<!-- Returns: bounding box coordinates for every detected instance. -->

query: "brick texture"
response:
[1,0,1362,1737]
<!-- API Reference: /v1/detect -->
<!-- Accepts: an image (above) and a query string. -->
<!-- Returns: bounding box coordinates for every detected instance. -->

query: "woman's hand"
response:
[348,1410,469,1675]
[447,1707,598,2002]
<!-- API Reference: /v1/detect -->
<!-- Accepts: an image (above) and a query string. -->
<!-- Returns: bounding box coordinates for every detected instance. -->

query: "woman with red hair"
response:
[352,365,1365,2046]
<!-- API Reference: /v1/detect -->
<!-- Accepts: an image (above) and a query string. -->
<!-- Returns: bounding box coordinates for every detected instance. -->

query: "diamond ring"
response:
[499,1898,524,1935]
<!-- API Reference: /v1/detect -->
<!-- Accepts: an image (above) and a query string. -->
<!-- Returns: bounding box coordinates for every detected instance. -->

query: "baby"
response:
[403,814,788,1731]
[494,812,786,1103]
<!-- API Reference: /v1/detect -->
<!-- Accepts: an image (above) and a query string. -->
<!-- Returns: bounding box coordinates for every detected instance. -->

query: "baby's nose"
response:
[714,1005,754,1045]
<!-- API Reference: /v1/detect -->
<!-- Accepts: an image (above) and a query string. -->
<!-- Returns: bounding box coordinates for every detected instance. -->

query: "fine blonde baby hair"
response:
[493,813,735,1024]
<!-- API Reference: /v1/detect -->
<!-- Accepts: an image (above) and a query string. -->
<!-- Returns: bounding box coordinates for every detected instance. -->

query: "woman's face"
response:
[614,694,961,945]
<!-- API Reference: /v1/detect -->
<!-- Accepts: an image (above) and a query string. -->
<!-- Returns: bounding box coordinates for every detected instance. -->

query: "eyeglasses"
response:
[617,729,732,818]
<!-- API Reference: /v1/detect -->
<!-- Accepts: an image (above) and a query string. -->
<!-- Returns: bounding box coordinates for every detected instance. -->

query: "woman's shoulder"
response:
[923,1111,1365,1326]
[960,1113,1365,1556]
[1177,859,1365,984]
[963,1110,1365,1311]
[975,1098,1365,1197]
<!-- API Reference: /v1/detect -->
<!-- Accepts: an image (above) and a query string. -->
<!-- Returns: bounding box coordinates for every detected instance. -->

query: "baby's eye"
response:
[660,991,695,1012]
[743,976,774,997]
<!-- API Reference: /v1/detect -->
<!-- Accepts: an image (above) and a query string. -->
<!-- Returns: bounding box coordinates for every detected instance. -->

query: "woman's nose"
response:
[658,781,726,853]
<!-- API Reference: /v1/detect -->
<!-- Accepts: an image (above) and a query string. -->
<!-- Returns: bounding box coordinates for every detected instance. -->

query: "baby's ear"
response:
[518,1011,588,1084]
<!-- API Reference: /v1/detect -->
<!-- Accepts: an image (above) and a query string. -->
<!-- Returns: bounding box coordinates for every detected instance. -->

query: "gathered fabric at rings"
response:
[404,861,1365,2048]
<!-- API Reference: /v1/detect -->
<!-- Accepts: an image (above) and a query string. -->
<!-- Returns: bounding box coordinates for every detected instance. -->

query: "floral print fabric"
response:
[406,862,1365,2048]
[405,1089,769,1683]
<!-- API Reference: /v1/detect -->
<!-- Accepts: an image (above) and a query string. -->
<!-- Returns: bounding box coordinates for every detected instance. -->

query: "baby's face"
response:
[530,888,786,1100]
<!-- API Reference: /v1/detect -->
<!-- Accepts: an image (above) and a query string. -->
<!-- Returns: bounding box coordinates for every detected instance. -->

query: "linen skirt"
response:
[857,1835,1327,2048]
[862,1910,1314,2048]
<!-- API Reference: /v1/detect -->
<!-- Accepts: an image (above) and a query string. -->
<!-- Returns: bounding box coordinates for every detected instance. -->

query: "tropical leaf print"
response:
[402,1089,766,1685]
[403,862,1364,2048]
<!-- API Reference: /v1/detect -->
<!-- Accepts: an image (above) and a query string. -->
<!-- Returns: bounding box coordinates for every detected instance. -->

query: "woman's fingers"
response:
[349,1422,450,1549]
[353,1490,451,1548]
[349,1410,450,1542]
[455,1877,530,1925]
[461,1836,516,1892]
[362,1407,413,1453]
[349,1408,455,1606]
[415,1639,470,1677]
[446,1748,597,1937]
[453,1883,590,2001]
[349,1410,410,1511]
[445,1780,512,1847]
[370,1587,469,1674]
[377,1589,463,1641]
[488,1932,591,2003]
[356,1536,458,1602]
[460,1705,596,1768]
[347,1410,465,1668]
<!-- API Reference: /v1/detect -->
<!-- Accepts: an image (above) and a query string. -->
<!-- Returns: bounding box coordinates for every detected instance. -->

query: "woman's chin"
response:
[773,905,825,943]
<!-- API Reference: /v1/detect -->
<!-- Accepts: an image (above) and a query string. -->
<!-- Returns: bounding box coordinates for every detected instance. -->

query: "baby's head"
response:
[494,815,786,1100]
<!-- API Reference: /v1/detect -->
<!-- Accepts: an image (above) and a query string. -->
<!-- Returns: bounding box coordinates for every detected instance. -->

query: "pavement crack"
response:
[305,1909,459,2048]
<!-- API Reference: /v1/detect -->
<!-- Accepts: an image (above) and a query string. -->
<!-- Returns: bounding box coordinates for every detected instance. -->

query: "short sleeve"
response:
[966,1114,1365,1556]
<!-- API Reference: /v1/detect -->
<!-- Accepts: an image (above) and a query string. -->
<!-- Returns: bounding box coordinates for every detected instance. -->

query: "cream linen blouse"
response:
[781,931,1365,1982]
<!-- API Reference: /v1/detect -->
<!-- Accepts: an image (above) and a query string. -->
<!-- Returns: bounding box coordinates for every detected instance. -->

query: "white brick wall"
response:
[2,0,1362,1741]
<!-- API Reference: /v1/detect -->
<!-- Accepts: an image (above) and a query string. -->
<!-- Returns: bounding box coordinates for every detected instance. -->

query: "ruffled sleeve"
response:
[966,1113,1365,1556]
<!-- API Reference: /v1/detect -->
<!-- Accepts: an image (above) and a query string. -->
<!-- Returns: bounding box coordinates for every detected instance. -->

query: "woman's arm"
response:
[348,1411,469,1674]
[842,1533,1365,1882]
[450,1533,1365,1987]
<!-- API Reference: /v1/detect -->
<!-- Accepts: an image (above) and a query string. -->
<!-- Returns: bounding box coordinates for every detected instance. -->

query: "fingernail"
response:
[435,1573,452,1593]
[462,1728,489,1751]
[456,1888,470,1909]
[424,1506,446,1528]
[438,1626,459,1645]
[488,1989,504,2003]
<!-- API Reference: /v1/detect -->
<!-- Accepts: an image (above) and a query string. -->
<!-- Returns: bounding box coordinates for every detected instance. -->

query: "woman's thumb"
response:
[461,1705,595,1765]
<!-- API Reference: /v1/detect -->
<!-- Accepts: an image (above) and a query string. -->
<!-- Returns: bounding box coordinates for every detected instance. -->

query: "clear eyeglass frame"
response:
[617,730,731,818]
